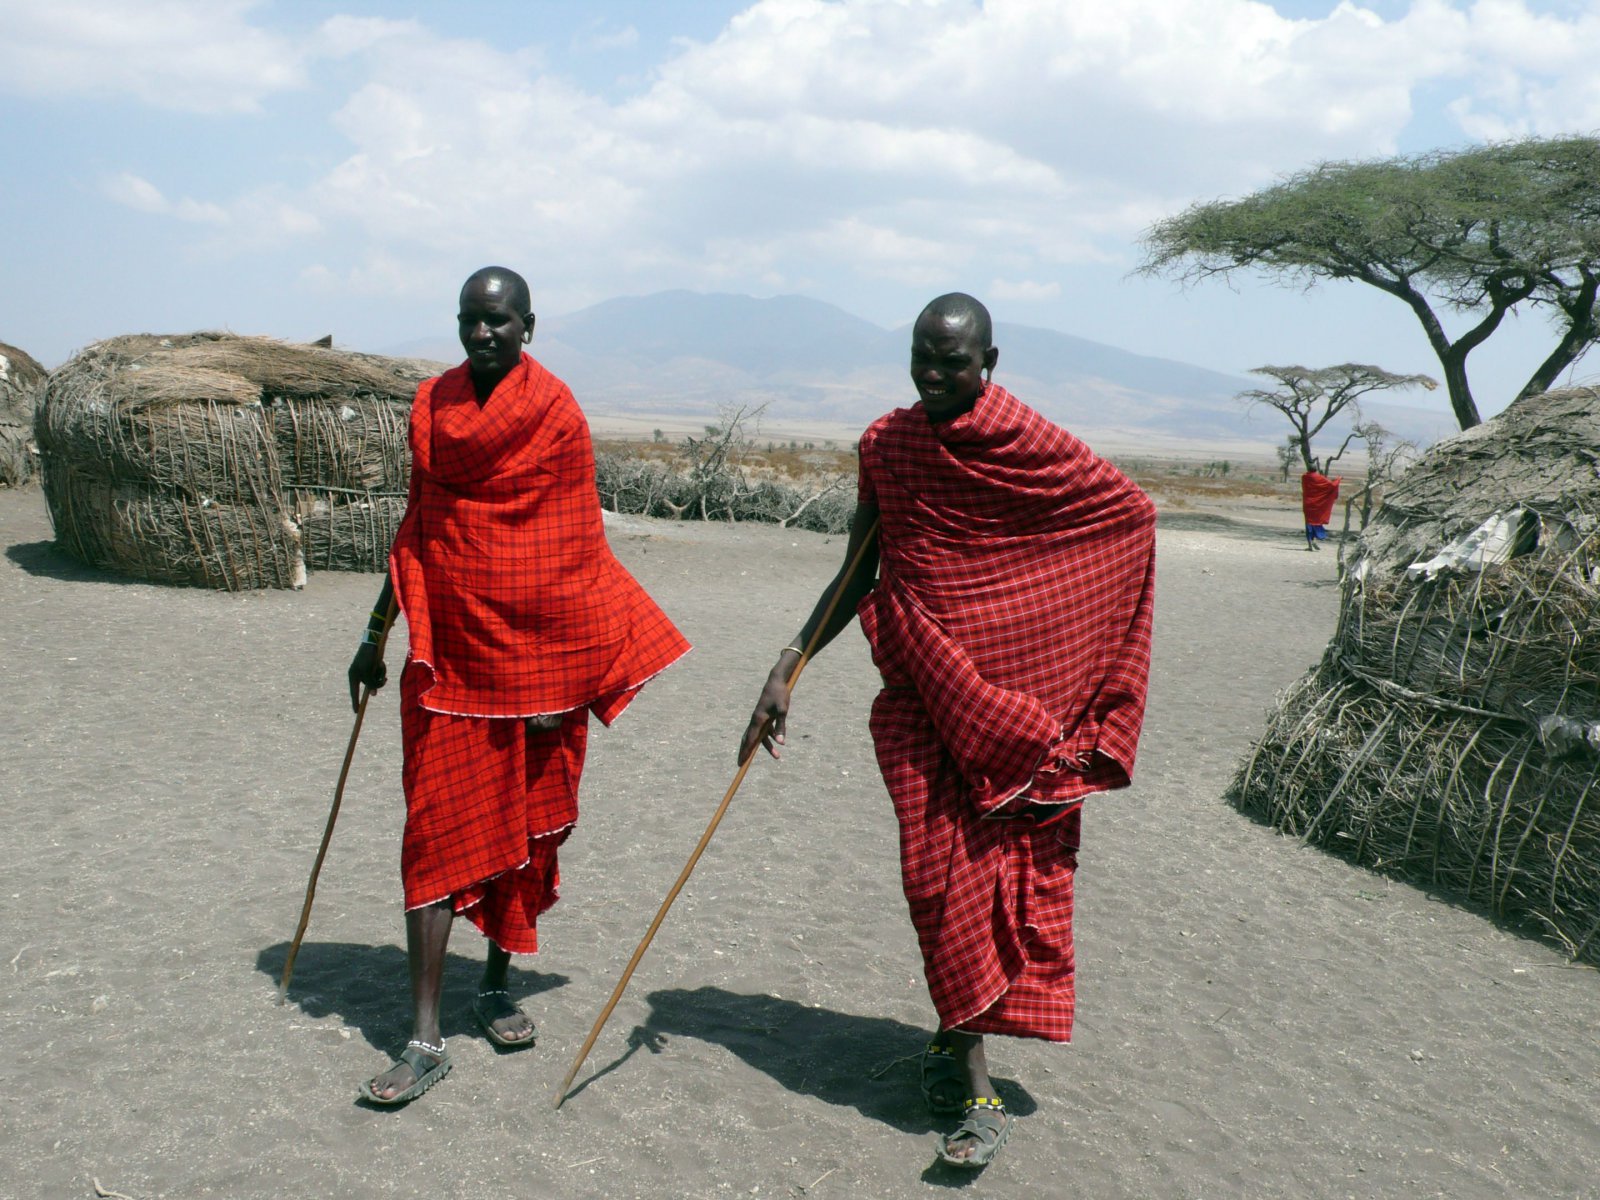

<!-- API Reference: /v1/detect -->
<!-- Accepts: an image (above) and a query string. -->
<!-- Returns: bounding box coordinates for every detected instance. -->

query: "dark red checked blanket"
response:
[388,355,689,947]
[857,384,1155,1038]
[391,355,689,722]
[1300,471,1341,526]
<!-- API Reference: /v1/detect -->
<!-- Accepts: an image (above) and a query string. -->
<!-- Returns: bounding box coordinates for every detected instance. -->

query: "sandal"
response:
[920,1041,966,1116]
[474,989,537,1049]
[936,1097,1011,1169]
[359,1039,451,1107]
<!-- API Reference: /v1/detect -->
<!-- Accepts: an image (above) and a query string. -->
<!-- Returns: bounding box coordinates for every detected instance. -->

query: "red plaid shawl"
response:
[858,384,1156,814]
[857,385,1155,1038]
[1300,472,1341,526]
[390,355,690,722]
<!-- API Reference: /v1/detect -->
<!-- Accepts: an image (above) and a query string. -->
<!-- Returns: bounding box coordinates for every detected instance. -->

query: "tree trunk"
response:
[1517,278,1600,402]
[1438,349,1480,430]
[1384,277,1483,429]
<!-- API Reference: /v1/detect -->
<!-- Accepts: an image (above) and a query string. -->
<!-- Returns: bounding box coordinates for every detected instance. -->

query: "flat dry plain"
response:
[2,481,1598,1200]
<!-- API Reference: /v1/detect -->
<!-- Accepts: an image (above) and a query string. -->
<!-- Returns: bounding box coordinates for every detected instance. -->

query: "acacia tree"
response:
[1240,363,1436,473]
[1141,136,1600,430]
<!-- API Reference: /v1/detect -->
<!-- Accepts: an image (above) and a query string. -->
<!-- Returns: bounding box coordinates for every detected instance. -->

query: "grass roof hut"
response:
[0,341,47,487]
[37,332,441,590]
[1230,385,1600,961]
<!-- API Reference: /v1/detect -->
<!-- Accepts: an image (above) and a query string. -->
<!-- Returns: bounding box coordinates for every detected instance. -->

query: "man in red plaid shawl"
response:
[740,294,1155,1168]
[349,267,690,1106]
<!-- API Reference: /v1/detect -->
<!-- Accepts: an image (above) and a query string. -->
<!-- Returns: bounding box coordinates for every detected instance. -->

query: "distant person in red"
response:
[1300,462,1342,551]
[738,294,1156,1169]
[347,266,690,1106]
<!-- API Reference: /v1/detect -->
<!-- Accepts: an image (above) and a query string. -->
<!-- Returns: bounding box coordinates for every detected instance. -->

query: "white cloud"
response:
[72,1,1600,316]
[572,20,640,53]
[0,0,302,113]
[103,173,228,224]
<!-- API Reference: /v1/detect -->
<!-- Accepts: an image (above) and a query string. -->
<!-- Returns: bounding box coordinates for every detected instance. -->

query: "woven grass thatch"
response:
[0,341,47,486]
[1231,386,1600,960]
[37,332,439,589]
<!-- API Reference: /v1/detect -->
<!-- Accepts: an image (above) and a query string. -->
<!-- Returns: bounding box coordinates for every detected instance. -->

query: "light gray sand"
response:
[1,486,1597,1199]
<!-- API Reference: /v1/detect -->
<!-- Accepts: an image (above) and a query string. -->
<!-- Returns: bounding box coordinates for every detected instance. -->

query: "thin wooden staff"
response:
[278,594,400,1004]
[553,520,880,1108]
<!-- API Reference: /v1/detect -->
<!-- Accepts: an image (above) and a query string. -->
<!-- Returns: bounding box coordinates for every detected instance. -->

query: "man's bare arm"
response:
[347,576,396,712]
[738,501,880,763]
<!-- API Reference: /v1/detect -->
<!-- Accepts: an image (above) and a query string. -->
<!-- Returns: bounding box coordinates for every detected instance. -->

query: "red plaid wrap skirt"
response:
[400,662,584,952]
[873,689,1082,1039]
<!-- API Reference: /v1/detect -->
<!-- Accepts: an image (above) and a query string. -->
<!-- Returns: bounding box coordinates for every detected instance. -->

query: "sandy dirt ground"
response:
[3,483,1599,1200]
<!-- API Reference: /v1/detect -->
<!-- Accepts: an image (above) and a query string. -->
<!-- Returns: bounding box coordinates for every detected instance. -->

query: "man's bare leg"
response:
[940,1030,1007,1162]
[367,900,453,1099]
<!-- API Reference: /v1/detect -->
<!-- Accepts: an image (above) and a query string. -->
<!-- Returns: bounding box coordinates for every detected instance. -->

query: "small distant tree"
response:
[1141,136,1600,430]
[1354,419,1420,485]
[652,428,665,443]
[1239,363,1436,474]
[1275,437,1298,483]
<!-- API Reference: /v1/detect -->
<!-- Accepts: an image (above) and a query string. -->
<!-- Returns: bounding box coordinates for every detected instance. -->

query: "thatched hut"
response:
[0,341,47,487]
[1231,386,1600,961]
[36,332,440,589]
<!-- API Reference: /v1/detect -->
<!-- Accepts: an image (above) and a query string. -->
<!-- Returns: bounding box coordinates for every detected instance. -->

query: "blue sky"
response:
[5,0,1600,420]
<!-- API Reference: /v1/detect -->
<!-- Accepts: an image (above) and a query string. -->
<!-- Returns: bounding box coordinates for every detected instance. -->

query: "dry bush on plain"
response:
[594,406,856,534]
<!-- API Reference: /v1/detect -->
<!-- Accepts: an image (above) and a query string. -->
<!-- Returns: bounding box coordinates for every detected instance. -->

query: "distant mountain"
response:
[386,291,1452,452]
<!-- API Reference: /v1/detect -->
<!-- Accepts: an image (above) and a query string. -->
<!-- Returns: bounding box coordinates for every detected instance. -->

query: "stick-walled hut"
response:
[1231,386,1600,960]
[36,332,441,589]
[0,341,47,487]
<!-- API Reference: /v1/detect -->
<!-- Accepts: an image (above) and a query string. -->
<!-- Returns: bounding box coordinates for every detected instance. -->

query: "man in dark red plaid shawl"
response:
[740,294,1155,1168]
[349,267,689,1106]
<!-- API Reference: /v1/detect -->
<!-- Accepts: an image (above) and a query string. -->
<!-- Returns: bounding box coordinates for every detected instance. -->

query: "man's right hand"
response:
[738,655,799,764]
[348,642,388,712]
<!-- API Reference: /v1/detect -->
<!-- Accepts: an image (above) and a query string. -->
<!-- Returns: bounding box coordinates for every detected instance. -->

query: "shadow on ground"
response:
[1221,796,1586,965]
[5,538,135,584]
[256,940,571,1052]
[575,986,1037,1134]
[1156,510,1323,549]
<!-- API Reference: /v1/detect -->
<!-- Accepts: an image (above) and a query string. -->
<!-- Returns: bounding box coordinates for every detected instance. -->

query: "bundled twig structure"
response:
[36,332,438,589]
[1231,386,1600,961]
[592,451,856,533]
[0,340,47,487]
[593,409,856,534]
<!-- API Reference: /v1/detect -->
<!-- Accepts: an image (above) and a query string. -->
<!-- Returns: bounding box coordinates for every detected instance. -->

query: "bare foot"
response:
[364,1040,446,1103]
[475,990,536,1045]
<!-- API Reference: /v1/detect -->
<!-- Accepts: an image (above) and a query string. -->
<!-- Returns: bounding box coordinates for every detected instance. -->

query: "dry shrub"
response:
[1230,386,1600,960]
[0,340,47,486]
[593,449,855,533]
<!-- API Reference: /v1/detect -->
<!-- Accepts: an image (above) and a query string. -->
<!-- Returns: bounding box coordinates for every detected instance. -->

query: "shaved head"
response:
[461,266,532,318]
[909,292,999,422]
[917,293,992,350]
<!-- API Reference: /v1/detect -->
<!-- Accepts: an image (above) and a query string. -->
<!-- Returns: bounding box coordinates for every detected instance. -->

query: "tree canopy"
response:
[1141,135,1600,430]
[1240,363,1435,474]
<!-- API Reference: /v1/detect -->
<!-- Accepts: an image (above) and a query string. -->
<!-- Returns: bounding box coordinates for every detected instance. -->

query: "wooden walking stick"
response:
[553,522,880,1108]
[278,594,400,1004]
